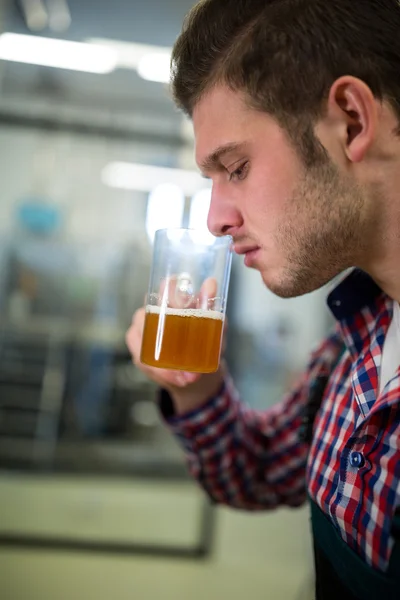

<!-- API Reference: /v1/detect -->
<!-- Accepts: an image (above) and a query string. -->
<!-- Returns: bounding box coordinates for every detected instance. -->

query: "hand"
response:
[125,278,227,415]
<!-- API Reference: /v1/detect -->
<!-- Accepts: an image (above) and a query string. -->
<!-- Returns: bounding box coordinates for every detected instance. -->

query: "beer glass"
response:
[140,228,232,373]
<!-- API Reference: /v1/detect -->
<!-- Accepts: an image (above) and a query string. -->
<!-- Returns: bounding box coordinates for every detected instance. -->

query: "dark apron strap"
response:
[310,498,400,600]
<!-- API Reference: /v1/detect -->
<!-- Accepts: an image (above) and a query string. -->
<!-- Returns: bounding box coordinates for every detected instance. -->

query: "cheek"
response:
[246,155,300,221]
[243,179,289,235]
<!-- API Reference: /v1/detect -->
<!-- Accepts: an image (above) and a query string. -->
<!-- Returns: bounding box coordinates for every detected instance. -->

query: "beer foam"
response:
[146,305,223,320]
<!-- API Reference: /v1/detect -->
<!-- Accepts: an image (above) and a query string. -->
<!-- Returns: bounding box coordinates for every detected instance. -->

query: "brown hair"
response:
[171,0,400,165]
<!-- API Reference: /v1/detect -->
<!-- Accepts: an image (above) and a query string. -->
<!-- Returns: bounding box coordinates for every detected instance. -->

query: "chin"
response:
[260,266,328,299]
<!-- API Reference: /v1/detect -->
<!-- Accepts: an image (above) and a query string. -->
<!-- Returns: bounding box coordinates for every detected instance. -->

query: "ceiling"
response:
[7,0,196,46]
[0,0,198,146]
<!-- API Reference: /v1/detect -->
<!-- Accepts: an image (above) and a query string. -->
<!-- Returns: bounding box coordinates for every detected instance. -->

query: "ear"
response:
[325,76,378,163]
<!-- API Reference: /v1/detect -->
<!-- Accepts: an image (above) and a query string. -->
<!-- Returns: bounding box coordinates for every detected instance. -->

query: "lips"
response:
[233,243,261,267]
[233,244,260,256]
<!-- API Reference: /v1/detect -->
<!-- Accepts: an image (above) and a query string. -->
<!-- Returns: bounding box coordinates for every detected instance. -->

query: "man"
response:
[126,1,400,598]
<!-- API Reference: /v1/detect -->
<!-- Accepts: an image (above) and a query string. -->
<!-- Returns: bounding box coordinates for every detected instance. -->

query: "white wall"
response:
[230,258,331,370]
[0,128,171,244]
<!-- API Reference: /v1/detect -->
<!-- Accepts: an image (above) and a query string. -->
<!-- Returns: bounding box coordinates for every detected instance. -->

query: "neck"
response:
[362,166,400,303]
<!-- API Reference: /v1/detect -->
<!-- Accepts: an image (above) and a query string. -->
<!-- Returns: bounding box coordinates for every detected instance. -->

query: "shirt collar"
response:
[327,268,383,321]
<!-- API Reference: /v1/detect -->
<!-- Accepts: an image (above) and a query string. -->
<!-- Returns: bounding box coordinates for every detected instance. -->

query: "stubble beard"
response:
[267,158,368,299]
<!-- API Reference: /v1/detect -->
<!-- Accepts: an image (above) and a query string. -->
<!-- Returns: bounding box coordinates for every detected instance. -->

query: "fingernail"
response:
[183,372,197,384]
[175,373,187,387]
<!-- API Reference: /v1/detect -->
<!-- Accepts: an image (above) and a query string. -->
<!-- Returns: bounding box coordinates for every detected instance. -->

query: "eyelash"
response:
[228,161,249,182]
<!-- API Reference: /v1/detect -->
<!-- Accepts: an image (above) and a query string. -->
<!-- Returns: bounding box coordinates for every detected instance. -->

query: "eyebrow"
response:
[199,142,245,175]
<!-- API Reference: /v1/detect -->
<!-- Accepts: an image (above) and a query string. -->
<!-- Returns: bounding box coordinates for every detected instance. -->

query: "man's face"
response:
[193,85,366,298]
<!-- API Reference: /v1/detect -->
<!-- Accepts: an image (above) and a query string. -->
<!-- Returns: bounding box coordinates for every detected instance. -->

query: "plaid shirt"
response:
[161,269,400,573]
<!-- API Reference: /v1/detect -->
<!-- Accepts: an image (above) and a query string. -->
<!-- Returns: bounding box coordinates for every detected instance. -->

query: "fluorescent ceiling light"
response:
[189,189,212,230]
[102,162,210,197]
[146,183,185,243]
[0,33,117,74]
[137,52,171,83]
[88,38,172,83]
[188,189,214,244]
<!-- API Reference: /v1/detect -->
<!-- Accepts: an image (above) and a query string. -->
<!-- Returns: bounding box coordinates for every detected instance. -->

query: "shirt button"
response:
[349,451,365,469]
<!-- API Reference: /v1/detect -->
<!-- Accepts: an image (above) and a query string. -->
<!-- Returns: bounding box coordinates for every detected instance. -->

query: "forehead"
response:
[193,87,253,161]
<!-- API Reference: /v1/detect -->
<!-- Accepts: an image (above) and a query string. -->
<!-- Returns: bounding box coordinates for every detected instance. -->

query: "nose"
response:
[207,185,243,237]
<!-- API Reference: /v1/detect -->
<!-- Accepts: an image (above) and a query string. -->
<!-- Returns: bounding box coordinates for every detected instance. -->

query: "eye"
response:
[228,161,249,182]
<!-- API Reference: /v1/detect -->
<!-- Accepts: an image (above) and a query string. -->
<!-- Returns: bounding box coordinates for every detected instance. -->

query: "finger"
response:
[127,325,174,383]
[131,306,145,326]
[125,323,142,363]
[199,277,218,309]
[173,273,195,309]
[162,370,202,388]
[131,307,146,337]
[146,366,200,390]
[181,372,201,384]
[158,277,167,303]
[159,275,213,310]
[126,308,146,360]
[158,275,179,307]
[201,277,218,298]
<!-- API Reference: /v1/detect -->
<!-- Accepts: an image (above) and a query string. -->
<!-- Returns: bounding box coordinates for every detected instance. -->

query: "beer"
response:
[140,306,224,373]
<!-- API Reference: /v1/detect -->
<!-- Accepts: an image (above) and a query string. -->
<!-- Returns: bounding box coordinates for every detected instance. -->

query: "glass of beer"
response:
[140,228,232,373]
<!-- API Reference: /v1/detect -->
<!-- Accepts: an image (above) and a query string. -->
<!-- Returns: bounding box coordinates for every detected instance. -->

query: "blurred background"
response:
[0,1,334,598]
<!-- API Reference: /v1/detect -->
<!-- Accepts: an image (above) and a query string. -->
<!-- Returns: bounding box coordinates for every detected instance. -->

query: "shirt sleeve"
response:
[159,329,343,511]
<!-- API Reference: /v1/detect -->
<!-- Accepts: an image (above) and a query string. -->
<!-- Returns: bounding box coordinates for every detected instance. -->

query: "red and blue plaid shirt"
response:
[161,269,400,573]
